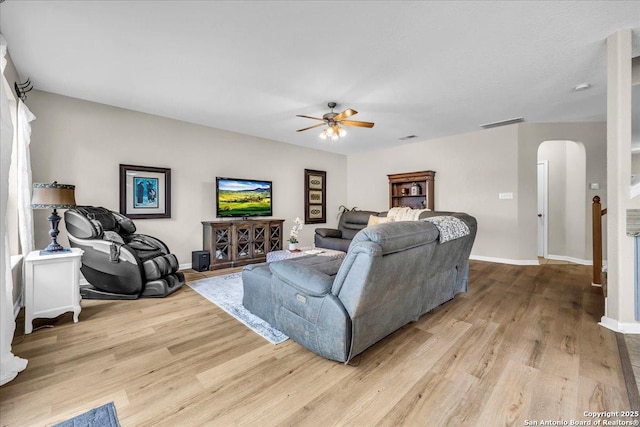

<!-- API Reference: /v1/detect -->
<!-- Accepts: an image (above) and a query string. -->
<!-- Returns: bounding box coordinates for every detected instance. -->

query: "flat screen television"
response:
[216,177,272,218]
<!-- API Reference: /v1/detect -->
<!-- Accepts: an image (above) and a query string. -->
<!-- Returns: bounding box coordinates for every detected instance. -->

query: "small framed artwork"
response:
[119,164,171,219]
[304,169,326,224]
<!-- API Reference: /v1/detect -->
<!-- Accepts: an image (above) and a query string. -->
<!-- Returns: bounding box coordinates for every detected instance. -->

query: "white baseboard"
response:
[546,254,593,266]
[179,263,192,271]
[469,255,540,266]
[599,316,640,334]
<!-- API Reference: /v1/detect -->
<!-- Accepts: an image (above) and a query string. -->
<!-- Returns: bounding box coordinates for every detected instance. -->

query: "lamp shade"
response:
[31,182,76,209]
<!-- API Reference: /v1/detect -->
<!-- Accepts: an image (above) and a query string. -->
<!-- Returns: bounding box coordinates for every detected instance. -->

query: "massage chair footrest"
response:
[140,272,185,298]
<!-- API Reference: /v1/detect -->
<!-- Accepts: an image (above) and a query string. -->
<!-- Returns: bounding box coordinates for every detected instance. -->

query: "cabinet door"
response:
[269,222,282,251]
[213,225,231,262]
[234,224,252,260]
[253,223,267,257]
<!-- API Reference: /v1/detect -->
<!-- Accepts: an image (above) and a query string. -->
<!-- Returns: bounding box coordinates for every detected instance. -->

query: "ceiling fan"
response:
[296,102,374,140]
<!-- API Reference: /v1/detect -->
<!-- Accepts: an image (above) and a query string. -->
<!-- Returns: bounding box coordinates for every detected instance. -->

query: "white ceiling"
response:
[1,1,639,155]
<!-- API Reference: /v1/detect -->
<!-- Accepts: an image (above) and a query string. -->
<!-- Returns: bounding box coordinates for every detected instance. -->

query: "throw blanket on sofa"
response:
[421,216,470,243]
[387,207,430,222]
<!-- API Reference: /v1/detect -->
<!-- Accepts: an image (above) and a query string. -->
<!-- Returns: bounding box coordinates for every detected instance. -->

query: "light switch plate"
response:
[499,192,514,200]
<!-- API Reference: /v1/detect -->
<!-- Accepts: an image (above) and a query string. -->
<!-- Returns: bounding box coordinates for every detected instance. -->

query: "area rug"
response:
[53,402,120,427]
[188,272,289,344]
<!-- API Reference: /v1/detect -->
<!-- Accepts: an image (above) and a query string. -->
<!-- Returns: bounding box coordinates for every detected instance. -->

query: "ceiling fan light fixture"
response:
[298,102,374,140]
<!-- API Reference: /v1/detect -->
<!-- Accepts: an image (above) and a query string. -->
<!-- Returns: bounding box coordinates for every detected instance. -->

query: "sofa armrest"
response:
[315,228,342,238]
[270,261,334,297]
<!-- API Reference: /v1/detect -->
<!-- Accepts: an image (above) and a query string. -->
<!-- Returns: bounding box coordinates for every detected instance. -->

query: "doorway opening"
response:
[537,140,587,265]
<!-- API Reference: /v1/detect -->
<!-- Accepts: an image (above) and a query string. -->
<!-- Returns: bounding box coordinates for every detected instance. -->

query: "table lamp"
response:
[31,181,76,254]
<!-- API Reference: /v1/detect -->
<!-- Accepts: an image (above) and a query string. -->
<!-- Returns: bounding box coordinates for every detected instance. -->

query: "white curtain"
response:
[17,100,35,255]
[0,34,28,386]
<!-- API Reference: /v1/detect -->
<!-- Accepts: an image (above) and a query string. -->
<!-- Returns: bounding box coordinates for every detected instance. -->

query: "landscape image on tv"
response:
[217,178,272,217]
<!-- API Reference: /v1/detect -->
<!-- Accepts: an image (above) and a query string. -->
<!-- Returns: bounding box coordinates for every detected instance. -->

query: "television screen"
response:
[216,177,272,217]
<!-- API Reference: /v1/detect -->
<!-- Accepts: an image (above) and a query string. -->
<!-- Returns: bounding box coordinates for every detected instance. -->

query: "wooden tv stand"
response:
[202,219,284,270]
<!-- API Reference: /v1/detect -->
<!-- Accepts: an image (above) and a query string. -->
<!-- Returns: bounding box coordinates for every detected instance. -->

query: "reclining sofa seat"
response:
[245,213,477,363]
[64,206,185,299]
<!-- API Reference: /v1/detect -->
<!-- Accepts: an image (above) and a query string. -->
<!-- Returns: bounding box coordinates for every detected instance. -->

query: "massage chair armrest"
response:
[75,238,139,263]
[270,261,334,297]
[126,234,170,254]
[315,228,342,239]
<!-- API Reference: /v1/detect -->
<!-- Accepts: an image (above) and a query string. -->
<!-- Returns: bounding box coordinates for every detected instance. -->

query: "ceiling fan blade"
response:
[332,124,340,136]
[333,108,357,121]
[296,123,326,132]
[296,114,325,121]
[340,120,375,128]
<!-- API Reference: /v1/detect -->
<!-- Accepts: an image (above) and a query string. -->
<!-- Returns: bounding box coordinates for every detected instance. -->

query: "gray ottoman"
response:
[242,255,343,327]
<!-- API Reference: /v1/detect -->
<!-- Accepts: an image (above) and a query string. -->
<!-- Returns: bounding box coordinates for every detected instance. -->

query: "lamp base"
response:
[39,208,70,255]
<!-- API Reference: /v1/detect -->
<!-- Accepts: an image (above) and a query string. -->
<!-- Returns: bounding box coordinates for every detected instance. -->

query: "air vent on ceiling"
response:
[398,135,417,141]
[480,117,525,129]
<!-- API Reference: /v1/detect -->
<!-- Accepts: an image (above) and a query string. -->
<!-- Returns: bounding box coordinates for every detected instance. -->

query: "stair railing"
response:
[592,196,607,285]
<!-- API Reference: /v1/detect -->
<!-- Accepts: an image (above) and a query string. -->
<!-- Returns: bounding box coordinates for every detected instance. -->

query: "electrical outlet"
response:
[499,192,514,200]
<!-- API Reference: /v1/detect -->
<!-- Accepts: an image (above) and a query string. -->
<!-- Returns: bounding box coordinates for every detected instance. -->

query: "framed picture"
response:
[304,169,326,224]
[119,164,171,219]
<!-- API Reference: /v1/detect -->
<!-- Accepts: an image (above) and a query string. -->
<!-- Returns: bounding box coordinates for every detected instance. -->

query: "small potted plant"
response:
[289,217,303,251]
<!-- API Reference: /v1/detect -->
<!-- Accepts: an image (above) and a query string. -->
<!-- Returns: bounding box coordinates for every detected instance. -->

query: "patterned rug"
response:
[53,402,120,427]
[188,272,288,344]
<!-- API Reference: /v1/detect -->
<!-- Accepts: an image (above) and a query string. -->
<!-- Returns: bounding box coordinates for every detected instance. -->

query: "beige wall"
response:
[348,122,606,263]
[347,125,521,261]
[22,90,609,266]
[26,90,347,265]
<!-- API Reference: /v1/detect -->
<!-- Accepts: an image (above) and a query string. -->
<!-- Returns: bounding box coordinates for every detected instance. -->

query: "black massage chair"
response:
[64,206,185,300]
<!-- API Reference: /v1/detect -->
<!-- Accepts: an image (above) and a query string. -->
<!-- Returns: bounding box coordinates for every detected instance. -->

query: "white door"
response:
[537,161,548,258]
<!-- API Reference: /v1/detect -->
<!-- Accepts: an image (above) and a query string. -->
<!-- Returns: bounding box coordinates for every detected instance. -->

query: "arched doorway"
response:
[537,140,587,263]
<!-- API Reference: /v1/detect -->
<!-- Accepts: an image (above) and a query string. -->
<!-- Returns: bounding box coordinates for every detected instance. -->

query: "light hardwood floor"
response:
[0,261,630,426]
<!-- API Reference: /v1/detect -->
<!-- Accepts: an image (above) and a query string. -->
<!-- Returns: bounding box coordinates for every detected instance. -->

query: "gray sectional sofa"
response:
[243,212,477,363]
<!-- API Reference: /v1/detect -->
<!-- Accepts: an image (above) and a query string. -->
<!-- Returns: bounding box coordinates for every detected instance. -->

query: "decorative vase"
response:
[289,242,297,251]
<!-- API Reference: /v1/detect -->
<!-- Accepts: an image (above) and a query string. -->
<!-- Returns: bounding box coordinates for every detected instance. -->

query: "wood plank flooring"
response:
[0,261,630,426]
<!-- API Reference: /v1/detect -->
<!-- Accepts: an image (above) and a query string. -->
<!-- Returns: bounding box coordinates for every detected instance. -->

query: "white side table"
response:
[24,248,84,334]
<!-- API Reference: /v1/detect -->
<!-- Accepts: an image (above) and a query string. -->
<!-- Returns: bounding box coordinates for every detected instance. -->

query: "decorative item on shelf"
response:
[289,217,303,251]
[31,181,76,254]
[410,182,422,196]
[401,188,409,196]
